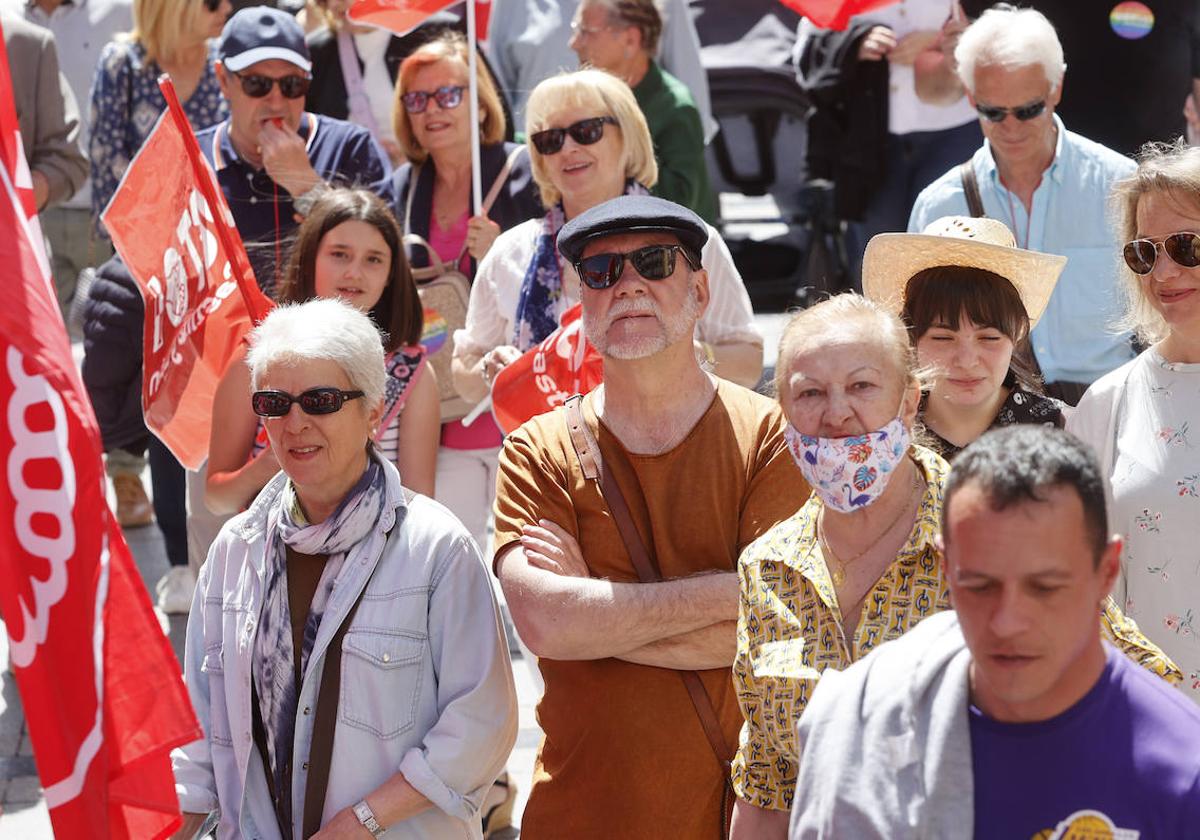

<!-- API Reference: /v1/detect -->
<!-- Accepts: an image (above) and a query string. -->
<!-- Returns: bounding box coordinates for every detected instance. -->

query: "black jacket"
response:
[798,20,889,221]
[82,255,148,452]
[391,141,542,279]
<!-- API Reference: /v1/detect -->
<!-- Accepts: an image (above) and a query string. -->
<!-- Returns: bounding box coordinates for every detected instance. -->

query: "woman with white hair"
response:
[172,297,517,839]
[447,68,762,549]
[1070,140,1200,704]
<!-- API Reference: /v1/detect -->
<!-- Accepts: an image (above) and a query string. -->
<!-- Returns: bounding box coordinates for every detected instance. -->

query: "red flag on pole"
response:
[490,304,604,434]
[778,0,899,30]
[0,21,201,840]
[349,0,492,40]
[101,77,272,471]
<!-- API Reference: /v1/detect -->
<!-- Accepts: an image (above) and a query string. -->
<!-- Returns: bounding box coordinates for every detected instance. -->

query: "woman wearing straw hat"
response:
[863,216,1069,460]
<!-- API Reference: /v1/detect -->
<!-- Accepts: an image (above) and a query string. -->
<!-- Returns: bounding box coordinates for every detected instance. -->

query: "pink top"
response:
[427,209,471,276]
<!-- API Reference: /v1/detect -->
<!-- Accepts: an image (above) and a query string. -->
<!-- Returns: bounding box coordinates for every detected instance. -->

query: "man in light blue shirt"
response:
[909,5,1135,402]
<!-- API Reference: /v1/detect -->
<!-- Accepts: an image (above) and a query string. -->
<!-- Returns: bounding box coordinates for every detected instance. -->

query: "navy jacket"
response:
[82,255,148,452]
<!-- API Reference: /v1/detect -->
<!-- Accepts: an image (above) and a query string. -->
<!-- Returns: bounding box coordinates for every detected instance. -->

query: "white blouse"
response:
[454,217,763,360]
[1070,348,1200,703]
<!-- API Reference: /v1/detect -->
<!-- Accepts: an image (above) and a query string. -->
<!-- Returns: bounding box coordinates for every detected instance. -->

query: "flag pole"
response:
[466,0,483,214]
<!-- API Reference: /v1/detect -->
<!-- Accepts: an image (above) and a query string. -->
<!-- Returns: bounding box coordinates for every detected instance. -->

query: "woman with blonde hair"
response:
[90,0,231,233]
[1070,139,1200,704]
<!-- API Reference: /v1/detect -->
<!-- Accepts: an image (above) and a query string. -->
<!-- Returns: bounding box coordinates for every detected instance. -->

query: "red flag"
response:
[102,78,272,471]
[491,304,604,434]
[349,0,492,41]
[0,21,201,840]
[779,0,899,30]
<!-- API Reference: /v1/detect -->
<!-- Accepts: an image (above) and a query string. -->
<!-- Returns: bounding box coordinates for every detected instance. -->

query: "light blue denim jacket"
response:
[171,455,518,839]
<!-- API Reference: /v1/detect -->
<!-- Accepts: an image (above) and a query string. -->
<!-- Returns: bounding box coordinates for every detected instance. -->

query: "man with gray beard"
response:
[489,195,809,838]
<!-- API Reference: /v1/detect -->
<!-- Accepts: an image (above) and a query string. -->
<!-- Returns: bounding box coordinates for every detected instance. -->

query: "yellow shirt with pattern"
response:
[731,445,1181,812]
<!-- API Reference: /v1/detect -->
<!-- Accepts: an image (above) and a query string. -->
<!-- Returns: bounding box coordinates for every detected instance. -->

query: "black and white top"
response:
[923,382,1066,461]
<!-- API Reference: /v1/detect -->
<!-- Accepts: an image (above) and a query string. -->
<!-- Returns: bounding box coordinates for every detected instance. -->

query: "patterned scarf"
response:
[253,457,386,834]
[512,181,648,351]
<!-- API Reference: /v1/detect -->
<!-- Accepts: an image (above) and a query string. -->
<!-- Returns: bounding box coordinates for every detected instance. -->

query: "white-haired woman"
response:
[1070,140,1200,703]
[730,294,1179,838]
[172,298,517,839]
[447,68,762,549]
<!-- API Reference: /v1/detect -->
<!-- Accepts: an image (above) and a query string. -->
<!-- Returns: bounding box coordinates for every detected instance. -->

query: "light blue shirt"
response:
[909,116,1136,385]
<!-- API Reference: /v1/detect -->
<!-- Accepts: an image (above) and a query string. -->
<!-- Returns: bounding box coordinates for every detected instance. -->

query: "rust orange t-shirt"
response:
[492,380,810,839]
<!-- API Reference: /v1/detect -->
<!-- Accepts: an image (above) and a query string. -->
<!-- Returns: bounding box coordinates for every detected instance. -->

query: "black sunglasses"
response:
[202,0,222,11]
[401,85,465,114]
[1123,232,1200,275]
[530,116,618,155]
[230,70,311,100]
[251,388,365,417]
[575,244,700,290]
[975,99,1047,123]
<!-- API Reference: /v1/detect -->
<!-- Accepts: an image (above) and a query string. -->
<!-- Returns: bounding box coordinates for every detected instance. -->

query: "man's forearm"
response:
[616,620,737,670]
[914,50,965,106]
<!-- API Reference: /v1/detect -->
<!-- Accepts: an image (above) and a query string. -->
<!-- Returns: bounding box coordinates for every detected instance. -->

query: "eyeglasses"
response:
[530,116,618,155]
[230,70,311,100]
[974,100,1047,123]
[251,388,365,417]
[401,85,465,114]
[1122,232,1200,275]
[575,244,700,290]
[570,20,612,39]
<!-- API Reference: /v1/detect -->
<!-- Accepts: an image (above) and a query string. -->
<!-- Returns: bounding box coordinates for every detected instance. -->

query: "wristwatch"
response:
[293,181,330,217]
[352,799,385,837]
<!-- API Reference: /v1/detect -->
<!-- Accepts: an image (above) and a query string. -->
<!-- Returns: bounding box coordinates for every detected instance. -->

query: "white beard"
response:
[585,284,701,360]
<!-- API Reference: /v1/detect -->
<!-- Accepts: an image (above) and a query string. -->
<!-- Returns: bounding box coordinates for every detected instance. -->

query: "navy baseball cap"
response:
[219,7,312,74]
[557,195,709,264]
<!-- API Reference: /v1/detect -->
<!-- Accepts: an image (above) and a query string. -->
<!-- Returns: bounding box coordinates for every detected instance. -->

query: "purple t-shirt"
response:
[971,645,1200,839]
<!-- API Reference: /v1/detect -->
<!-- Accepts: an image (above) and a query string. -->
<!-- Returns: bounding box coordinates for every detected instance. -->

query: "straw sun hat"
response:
[862,216,1067,328]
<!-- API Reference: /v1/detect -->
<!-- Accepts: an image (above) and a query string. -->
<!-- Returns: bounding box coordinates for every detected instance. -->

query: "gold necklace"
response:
[818,470,923,587]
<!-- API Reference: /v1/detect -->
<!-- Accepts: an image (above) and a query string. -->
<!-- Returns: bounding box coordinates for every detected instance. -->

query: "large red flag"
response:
[779,0,899,30]
[102,78,272,470]
[0,21,201,840]
[490,304,603,434]
[349,0,491,40]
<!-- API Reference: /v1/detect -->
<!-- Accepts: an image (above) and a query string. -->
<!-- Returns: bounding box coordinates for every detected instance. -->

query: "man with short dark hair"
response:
[491,195,806,838]
[788,425,1200,838]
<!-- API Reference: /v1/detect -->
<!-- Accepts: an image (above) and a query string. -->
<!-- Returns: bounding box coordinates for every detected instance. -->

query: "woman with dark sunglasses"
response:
[172,296,518,840]
[1070,139,1200,706]
[90,0,231,237]
[205,188,439,519]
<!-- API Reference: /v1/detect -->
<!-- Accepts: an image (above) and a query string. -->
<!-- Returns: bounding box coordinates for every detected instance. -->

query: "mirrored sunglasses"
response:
[251,388,365,417]
[231,70,311,100]
[401,85,465,113]
[1123,232,1200,275]
[975,100,1047,123]
[576,244,700,290]
[530,116,618,155]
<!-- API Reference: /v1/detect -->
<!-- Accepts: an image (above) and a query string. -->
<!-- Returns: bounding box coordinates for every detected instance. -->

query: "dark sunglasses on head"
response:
[530,116,618,156]
[401,85,465,113]
[1123,232,1200,275]
[575,244,700,290]
[230,70,311,100]
[975,99,1047,123]
[251,388,364,417]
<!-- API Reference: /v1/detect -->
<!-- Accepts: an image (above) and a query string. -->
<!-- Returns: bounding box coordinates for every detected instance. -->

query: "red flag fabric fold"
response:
[778,0,900,30]
[349,0,491,40]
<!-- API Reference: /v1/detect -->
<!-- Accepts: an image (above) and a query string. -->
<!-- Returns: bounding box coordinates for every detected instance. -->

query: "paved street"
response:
[0,313,790,837]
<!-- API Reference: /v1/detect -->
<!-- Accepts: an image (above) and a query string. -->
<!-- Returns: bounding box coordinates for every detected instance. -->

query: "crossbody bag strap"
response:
[959,160,985,218]
[563,396,735,779]
[452,145,528,264]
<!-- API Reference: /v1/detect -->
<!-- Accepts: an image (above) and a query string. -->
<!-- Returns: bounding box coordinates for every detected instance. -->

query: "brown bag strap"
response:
[563,396,734,771]
[959,160,985,218]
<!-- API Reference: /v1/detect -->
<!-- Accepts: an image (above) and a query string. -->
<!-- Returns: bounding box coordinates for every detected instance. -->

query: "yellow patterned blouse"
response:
[731,445,1181,812]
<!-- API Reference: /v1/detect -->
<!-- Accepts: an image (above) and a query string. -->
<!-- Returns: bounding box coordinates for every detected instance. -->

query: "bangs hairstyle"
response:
[393,32,507,165]
[774,293,924,400]
[589,0,664,55]
[126,0,209,65]
[902,266,1041,391]
[524,69,658,208]
[277,188,423,353]
[1111,138,1200,345]
[954,5,1065,96]
[246,298,388,409]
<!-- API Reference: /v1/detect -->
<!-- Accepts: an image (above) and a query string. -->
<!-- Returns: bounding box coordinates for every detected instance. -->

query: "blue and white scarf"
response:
[511,181,648,351]
[252,457,386,834]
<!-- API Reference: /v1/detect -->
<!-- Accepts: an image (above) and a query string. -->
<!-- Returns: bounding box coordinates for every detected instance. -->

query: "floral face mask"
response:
[784,416,911,513]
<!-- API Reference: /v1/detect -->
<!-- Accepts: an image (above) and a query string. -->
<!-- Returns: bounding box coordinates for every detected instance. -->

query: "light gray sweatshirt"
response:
[789,611,975,840]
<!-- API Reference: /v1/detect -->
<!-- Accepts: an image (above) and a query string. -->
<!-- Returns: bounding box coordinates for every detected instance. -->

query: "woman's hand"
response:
[857,25,896,61]
[481,344,522,386]
[465,215,502,260]
[521,519,590,578]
